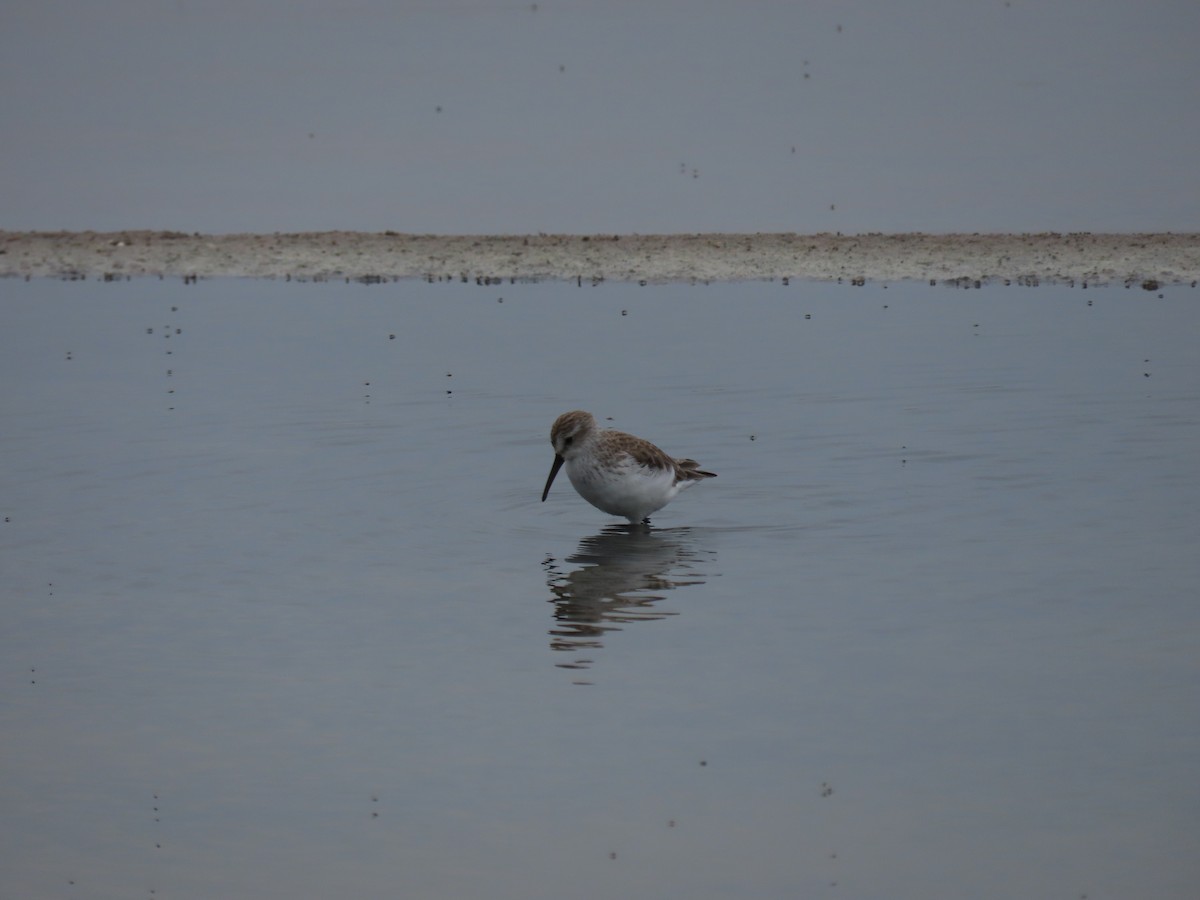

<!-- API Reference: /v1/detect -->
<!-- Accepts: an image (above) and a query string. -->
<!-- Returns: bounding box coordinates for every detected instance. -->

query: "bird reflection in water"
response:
[542,524,715,680]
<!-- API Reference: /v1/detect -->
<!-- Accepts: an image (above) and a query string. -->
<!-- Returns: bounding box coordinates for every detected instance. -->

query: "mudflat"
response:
[2,230,1197,285]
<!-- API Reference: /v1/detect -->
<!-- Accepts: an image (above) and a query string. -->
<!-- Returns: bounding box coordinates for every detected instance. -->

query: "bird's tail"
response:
[676,458,717,480]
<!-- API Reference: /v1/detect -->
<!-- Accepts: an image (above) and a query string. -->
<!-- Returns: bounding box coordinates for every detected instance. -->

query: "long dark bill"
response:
[541,454,565,502]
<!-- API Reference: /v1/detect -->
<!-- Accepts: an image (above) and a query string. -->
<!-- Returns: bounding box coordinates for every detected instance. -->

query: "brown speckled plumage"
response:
[542,410,715,522]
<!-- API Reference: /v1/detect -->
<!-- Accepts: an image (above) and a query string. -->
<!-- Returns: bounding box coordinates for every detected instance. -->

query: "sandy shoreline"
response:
[2,230,1197,286]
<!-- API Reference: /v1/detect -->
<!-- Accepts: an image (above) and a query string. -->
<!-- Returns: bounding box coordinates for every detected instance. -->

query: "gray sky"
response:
[3,0,1198,234]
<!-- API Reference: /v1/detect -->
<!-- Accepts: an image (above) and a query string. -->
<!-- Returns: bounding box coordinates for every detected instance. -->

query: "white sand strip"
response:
[2,231,1197,286]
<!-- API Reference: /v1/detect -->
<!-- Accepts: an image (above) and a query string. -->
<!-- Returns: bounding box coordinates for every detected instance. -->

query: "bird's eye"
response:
[563,436,574,446]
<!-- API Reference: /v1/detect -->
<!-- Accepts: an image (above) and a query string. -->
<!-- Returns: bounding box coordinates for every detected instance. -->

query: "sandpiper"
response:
[540,410,716,523]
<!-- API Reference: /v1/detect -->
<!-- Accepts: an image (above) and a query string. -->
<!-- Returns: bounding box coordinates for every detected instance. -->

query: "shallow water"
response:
[2,276,1198,898]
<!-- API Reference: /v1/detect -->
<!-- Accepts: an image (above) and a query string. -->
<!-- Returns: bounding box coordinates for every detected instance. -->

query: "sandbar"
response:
[2,230,1197,286]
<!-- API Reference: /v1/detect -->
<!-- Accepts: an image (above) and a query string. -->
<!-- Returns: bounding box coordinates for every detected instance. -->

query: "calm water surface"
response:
[2,277,1198,899]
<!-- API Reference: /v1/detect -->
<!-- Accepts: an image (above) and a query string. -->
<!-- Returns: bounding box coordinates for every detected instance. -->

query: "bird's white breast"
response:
[566,454,679,520]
